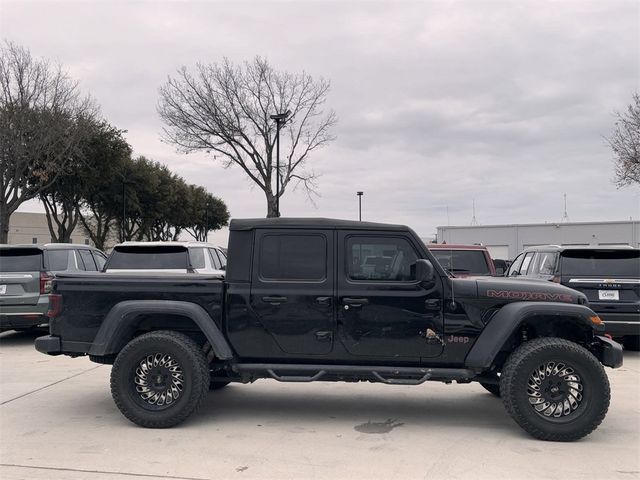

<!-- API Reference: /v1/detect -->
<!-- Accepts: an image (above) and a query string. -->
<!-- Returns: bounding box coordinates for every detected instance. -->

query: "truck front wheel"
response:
[110,330,210,428]
[501,337,610,441]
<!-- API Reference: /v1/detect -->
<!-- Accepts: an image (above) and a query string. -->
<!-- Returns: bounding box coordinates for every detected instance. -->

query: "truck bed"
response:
[50,272,224,346]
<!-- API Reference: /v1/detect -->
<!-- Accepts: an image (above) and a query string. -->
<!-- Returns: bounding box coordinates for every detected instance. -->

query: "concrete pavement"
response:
[1,330,639,480]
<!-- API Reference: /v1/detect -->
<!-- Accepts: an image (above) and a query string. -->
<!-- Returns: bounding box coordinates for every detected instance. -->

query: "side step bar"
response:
[233,363,476,385]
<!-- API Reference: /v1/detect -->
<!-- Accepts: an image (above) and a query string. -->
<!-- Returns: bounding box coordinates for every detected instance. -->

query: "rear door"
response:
[560,249,640,318]
[0,248,43,306]
[249,229,335,355]
[336,231,444,359]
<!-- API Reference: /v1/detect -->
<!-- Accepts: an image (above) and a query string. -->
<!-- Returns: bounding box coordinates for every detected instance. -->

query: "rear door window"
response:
[208,248,222,270]
[189,248,207,270]
[217,249,227,268]
[561,250,640,277]
[519,252,536,275]
[93,252,107,271]
[78,249,97,271]
[259,234,326,281]
[47,250,75,271]
[0,249,42,272]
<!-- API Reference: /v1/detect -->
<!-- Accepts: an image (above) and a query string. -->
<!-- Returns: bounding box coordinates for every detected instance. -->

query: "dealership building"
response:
[435,220,640,261]
[5,212,92,246]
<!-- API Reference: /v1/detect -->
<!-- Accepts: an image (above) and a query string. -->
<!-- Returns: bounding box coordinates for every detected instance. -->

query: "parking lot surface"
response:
[1,330,639,480]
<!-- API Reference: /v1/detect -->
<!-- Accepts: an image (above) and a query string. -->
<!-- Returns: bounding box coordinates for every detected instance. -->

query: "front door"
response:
[249,229,335,355]
[336,232,444,359]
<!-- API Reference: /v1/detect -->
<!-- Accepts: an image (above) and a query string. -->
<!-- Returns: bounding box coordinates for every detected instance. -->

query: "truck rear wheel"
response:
[110,330,210,428]
[501,337,610,441]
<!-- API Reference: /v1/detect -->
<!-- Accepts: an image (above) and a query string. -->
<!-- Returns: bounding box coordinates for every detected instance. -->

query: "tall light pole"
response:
[122,180,126,242]
[204,201,209,243]
[357,191,363,221]
[270,110,291,217]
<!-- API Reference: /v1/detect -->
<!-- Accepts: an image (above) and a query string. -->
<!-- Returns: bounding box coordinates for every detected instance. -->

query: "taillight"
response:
[551,275,561,283]
[40,271,53,294]
[47,294,63,318]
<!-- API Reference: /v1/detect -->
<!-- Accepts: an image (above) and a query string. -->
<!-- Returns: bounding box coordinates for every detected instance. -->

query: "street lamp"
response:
[122,180,126,242]
[270,110,291,217]
[204,201,209,243]
[357,191,363,221]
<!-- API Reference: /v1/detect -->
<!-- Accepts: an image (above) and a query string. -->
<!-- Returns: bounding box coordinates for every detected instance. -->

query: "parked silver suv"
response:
[0,244,108,332]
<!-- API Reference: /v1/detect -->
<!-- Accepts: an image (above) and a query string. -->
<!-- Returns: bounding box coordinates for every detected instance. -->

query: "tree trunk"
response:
[266,191,279,218]
[0,203,10,244]
[78,208,114,251]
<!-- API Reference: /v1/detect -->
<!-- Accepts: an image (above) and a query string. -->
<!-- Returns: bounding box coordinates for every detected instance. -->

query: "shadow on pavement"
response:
[0,329,45,346]
[195,383,516,434]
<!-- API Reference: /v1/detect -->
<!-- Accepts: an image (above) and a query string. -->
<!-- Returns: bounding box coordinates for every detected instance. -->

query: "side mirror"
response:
[416,259,435,282]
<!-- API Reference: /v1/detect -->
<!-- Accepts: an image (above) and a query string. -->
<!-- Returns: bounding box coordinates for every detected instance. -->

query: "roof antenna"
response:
[446,204,450,226]
[561,193,570,223]
[470,199,479,226]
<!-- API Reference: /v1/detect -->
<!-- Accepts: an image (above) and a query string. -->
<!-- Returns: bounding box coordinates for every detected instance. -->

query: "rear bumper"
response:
[593,335,623,369]
[35,335,61,355]
[601,318,640,337]
[0,313,47,330]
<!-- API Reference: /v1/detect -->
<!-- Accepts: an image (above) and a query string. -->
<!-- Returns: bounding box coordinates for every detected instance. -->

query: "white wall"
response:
[436,221,639,260]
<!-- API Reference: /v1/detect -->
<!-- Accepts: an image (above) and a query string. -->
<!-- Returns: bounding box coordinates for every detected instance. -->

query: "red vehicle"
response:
[428,244,497,277]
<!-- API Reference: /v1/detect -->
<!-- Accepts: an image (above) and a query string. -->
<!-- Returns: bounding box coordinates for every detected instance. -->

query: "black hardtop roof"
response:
[230,217,410,232]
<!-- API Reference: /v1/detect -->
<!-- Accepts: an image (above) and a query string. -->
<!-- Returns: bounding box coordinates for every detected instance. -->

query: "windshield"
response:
[108,246,189,270]
[430,249,491,276]
[561,250,640,277]
[0,249,42,272]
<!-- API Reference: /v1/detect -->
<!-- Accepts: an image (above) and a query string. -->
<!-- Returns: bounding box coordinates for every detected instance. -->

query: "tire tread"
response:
[500,337,610,441]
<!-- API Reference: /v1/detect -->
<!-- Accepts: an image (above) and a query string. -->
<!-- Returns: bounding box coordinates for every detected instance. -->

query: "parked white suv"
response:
[104,242,226,275]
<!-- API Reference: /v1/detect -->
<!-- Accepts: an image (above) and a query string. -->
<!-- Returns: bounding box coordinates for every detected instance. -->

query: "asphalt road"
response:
[1,330,639,480]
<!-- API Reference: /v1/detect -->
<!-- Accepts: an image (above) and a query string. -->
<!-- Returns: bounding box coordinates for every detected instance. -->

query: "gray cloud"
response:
[3,0,639,245]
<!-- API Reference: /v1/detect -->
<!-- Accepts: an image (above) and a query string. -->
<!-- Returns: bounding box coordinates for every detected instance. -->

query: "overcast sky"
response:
[2,0,639,244]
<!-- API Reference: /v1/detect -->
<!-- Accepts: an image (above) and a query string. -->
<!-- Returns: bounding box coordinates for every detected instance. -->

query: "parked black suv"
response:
[36,219,622,441]
[506,246,640,350]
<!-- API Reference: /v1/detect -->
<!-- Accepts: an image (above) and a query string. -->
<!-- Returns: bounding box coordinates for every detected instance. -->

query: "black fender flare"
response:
[87,300,233,360]
[465,302,602,369]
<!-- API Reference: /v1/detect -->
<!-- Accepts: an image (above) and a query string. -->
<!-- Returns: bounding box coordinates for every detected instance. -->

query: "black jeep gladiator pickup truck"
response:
[36,218,623,441]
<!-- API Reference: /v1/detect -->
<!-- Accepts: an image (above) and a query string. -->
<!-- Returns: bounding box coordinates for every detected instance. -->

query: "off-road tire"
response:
[111,330,210,428]
[480,382,501,397]
[501,337,610,441]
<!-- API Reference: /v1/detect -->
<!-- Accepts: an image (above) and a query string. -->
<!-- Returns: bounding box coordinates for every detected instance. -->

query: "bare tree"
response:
[608,93,640,187]
[0,41,95,243]
[158,57,337,217]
